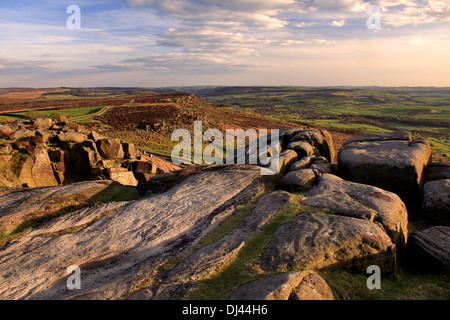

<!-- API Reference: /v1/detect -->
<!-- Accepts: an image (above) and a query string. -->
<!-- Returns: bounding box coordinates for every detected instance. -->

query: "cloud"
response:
[330,19,346,27]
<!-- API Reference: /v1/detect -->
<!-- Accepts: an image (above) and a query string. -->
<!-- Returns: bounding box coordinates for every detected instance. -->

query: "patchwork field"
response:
[194,86,450,162]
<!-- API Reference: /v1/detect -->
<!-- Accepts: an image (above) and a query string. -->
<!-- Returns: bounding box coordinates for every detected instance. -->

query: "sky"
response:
[0,0,449,88]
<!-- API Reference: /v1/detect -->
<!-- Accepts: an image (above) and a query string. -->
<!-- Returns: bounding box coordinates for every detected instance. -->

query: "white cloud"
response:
[330,19,346,27]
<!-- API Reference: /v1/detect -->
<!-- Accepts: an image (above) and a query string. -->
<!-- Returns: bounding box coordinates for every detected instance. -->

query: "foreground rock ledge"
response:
[0,164,265,300]
[301,174,408,246]
[259,213,396,274]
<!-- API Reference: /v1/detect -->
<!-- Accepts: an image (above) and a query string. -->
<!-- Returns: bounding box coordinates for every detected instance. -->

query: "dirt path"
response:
[69,106,113,122]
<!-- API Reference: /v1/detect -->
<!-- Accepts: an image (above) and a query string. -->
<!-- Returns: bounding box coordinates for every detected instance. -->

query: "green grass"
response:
[319,267,450,300]
[0,106,106,121]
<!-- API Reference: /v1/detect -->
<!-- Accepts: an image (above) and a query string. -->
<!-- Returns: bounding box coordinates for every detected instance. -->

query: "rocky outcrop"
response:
[0,165,264,300]
[259,213,396,274]
[301,174,408,246]
[228,271,334,300]
[0,118,180,188]
[290,128,335,163]
[0,124,447,301]
[338,131,431,215]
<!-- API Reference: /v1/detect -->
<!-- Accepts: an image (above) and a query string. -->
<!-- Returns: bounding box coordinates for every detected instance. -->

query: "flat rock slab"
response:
[338,134,431,214]
[407,226,450,273]
[140,190,292,300]
[341,131,412,147]
[0,165,264,300]
[228,271,334,300]
[301,174,408,246]
[259,213,396,274]
[25,202,128,237]
[0,180,115,233]
[421,179,450,225]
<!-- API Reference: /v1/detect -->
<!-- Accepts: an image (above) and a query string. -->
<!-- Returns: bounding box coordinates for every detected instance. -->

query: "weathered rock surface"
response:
[0,165,264,299]
[291,128,335,163]
[25,201,127,237]
[301,174,408,246]
[32,118,53,129]
[228,271,334,300]
[259,213,396,274]
[309,156,333,174]
[286,141,315,159]
[0,180,115,233]
[140,190,292,300]
[96,138,124,160]
[276,169,316,193]
[107,168,139,186]
[407,226,450,273]
[338,131,431,214]
[9,129,35,141]
[289,155,316,172]
[31,148,58,187]
[57,132,88,143]
[0,125,13,137]
[342,131,412,146]
[421,179,450,225]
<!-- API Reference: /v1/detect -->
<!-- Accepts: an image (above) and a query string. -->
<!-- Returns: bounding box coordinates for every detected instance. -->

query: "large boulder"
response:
[274,149,298,175]
[9,129,35,141]
[259,213,396,274]
[421,179,450,225]
[32,118,53,129]
[10,154,35,187]
[338,131,431,215]
[57,132,88,144]
[0,125,13,138]
[107,168,138,186]
[309,156,333,174]
[407,226,450,273]
[289,155,316,172]
[31,148,58,187]
[131,161,157,184]
[96,138,124,160]
[67,144,98,178]
[286,141,315,159]
[301,174,408,246]
[228,271,334,300]
[276,169,317,193]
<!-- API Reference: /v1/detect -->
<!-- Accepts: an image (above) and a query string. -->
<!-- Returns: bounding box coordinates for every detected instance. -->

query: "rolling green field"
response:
[0,106,105,121]
[197,86,450,161]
